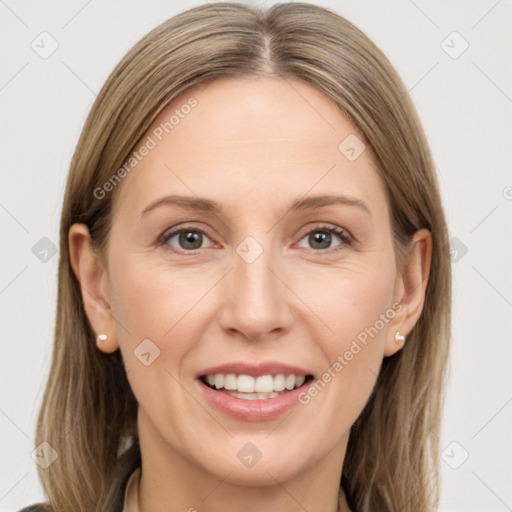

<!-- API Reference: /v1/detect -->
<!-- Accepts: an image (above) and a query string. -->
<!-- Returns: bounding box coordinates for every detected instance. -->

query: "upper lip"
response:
[196,361,314,379]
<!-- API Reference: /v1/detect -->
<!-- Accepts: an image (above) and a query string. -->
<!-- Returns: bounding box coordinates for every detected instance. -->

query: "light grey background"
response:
[1,1,511,511]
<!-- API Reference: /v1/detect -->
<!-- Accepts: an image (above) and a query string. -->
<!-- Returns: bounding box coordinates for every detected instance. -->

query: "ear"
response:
[68,223,119,354]
[384,228,432,357]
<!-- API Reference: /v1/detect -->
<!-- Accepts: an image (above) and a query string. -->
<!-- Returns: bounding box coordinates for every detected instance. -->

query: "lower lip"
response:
[196,379,311,422]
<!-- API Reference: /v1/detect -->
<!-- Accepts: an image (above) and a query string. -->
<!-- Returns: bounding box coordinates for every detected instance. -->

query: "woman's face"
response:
[99,77,407,485]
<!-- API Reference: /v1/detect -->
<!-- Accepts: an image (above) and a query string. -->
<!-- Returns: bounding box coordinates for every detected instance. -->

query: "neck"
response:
[135,409,351,512]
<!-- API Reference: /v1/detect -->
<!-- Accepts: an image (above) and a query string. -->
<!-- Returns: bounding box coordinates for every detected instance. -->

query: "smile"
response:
[200,373,311,400]
[195,362,315,421]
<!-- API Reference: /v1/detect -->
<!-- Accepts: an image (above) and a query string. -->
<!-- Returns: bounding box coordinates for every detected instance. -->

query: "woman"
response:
[20,2,451,511]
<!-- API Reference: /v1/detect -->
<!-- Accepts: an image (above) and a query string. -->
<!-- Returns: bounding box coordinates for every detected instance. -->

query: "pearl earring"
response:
[97,334,108,343]
[395,331,405,344]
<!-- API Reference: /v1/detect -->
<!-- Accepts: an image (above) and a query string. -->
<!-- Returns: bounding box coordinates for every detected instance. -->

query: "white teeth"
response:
[235,392,258,400]
[228,391,280,400]
[273,374,286,391]
[285,375,296,390]
[214,374,224,390]
[224,373,237,390]
[295,375,305,388]
[204,373,308,394]
[237,375,255,393]
[255,375,274,393]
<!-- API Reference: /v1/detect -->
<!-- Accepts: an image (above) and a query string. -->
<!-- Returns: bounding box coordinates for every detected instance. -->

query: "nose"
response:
[217,242,295,342]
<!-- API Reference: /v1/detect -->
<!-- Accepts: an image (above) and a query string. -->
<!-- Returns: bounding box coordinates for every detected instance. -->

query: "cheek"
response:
[294,259,395,414]
[337,275,394,345]
[108,253,219,390]
[292,255,396,344]
[109,258,204,418]
[110,254,204,340]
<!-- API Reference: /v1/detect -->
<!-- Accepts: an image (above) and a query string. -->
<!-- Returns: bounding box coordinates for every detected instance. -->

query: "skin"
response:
[69,76,431,512]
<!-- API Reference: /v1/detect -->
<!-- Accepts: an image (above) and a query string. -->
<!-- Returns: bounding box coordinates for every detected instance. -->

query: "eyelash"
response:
[157,223,353,255]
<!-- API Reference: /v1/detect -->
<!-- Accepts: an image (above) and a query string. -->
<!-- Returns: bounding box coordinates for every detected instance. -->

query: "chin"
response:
[196,442,312,487]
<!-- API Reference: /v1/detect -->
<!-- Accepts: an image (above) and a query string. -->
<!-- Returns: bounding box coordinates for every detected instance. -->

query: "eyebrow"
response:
[140,193,371,218]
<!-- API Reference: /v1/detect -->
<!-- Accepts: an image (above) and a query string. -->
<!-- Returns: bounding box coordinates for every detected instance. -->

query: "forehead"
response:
[113,76,387,219]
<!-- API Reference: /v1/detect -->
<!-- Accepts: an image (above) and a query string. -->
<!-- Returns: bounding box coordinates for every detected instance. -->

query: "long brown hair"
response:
[33,3,451,511]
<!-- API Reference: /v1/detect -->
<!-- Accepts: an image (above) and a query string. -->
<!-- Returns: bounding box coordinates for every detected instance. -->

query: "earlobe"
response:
[68,223,119,353]
[95,332,119,354]
[384,229,432,357]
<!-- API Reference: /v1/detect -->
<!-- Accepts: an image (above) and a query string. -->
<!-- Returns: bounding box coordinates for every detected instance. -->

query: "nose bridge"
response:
[220,233,292,340]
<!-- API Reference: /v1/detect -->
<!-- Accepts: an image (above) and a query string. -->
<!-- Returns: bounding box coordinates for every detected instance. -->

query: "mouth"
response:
[195,362,315,421]
[199,372,314,400]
